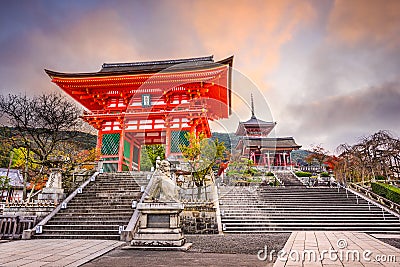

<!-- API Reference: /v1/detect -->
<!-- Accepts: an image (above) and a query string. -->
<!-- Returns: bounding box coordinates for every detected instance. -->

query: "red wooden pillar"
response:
[129,140,134,171]
[165,119,171,158]
[96,130,103,152]
[117,126,125,172]
[137,145,141,171]
[190,121,196,135]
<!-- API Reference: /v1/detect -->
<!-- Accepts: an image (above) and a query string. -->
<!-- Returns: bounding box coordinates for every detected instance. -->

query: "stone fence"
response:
[0,215,37,240]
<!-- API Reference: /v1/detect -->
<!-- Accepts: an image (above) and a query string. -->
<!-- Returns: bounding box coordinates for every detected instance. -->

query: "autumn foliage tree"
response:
[180,132,226,187]
[305,144,330,172]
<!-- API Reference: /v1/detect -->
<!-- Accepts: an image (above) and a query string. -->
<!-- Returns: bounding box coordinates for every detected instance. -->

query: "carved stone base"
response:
[130,202,188,249]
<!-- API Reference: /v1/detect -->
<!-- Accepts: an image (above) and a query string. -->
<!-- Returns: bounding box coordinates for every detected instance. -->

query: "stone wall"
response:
[180,202,218,234]
[3,206,54,221]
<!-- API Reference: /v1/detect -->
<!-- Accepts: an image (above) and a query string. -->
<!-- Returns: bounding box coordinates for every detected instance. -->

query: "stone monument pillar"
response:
[38,168,65,204]
[130,160,191,250]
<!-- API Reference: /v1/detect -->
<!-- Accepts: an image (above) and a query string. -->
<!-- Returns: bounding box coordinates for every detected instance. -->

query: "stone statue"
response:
[146,160,179,202]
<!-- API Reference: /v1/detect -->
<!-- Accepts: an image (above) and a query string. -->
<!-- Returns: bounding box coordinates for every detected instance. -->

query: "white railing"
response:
[337,183,400,220]
[348,183,400,216]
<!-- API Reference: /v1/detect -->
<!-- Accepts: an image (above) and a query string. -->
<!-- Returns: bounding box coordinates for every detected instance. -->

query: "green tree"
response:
[180,132,226,187]
[140,145,165,171]
[0,128,12,168]
[0,175,11,201]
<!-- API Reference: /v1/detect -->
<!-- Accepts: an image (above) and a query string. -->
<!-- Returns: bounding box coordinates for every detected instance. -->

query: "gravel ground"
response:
[186,233,290,254]
[378,238,400,249]
[82,234,290,267]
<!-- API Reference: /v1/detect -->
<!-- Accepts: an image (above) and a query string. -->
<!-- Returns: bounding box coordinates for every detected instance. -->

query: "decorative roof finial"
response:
[251,93,256,119]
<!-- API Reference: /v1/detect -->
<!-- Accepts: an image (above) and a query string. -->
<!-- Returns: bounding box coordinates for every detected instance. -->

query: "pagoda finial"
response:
[251,93,256,119]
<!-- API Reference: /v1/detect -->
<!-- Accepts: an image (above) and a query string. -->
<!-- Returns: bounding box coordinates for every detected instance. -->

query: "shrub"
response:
[320,172,330,177]
[265,172,274,176]
[295,171,312,177]
[371,182,400,204]
[375,175,386,181]
[248,177,262,183]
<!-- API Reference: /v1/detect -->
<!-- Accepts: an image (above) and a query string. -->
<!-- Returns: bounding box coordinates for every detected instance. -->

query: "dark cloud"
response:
[287,80,400,151]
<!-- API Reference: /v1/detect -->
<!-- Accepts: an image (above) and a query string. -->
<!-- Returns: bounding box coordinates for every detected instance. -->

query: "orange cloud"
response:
[328,0,400,48]
[178,0,316,90]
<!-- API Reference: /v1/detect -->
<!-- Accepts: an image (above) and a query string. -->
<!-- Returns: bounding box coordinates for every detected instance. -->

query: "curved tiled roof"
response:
[45,55,234,78]
[0,168,24,188]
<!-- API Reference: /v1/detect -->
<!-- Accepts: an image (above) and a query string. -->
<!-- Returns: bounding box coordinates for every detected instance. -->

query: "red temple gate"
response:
[46,56,233,172]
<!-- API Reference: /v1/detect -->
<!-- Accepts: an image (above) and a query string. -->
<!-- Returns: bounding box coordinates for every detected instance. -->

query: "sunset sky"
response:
[1,0,399,152]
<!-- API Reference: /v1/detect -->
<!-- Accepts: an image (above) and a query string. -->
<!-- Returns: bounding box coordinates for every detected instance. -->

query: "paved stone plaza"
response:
[0,232,399,266]
[0,239,123,267]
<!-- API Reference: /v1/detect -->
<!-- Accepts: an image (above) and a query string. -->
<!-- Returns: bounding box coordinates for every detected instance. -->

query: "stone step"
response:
[223,228,400,233]
[56,208,135,213]
[221,216,400,220]
[44,224,122,230]
[219,207,384,211]
[47,220,128,225]
[51,211,132,218]
[66,204,133,208]
[35,171,147,240]
[221,211,392,215]
[48,217,131,224]
[222,221,400,226]
[222,218,400,226]
[220,202,379,206]
[41,229,120,235]
[36,234,121,240]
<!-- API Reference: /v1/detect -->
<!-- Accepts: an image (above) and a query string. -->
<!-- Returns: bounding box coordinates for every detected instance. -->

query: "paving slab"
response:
[0,239,124,267]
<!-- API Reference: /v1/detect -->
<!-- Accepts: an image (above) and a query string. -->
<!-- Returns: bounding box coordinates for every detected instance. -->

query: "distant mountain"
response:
[210,132,240,151]
[290,149,312,166]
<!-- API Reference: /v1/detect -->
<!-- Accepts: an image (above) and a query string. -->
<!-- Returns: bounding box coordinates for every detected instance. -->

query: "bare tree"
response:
[0,92,82,168]
[335,131,400,185]
[0,93,84,199]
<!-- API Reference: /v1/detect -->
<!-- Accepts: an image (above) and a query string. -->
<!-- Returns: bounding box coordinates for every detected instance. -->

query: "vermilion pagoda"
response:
[46,56,233,172]
[235,95,301,168]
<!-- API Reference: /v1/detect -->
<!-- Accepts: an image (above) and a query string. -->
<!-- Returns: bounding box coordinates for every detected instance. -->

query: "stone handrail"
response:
[120,170,157,242]
[22,172,99,239]
[272,173,283,186]
[348,183,400,215]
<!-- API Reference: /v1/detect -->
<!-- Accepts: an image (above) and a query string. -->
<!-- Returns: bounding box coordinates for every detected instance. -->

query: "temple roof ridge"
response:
[102,55,214,69]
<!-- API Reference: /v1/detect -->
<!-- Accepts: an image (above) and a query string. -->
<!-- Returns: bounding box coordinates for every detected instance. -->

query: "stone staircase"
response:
[219,183,400,234]
[35,172,150,239]
[275,171,304,186]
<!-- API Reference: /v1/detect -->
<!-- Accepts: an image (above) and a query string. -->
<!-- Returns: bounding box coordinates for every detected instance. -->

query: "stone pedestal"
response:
[130,202,190,248]
[38,169,65,204]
